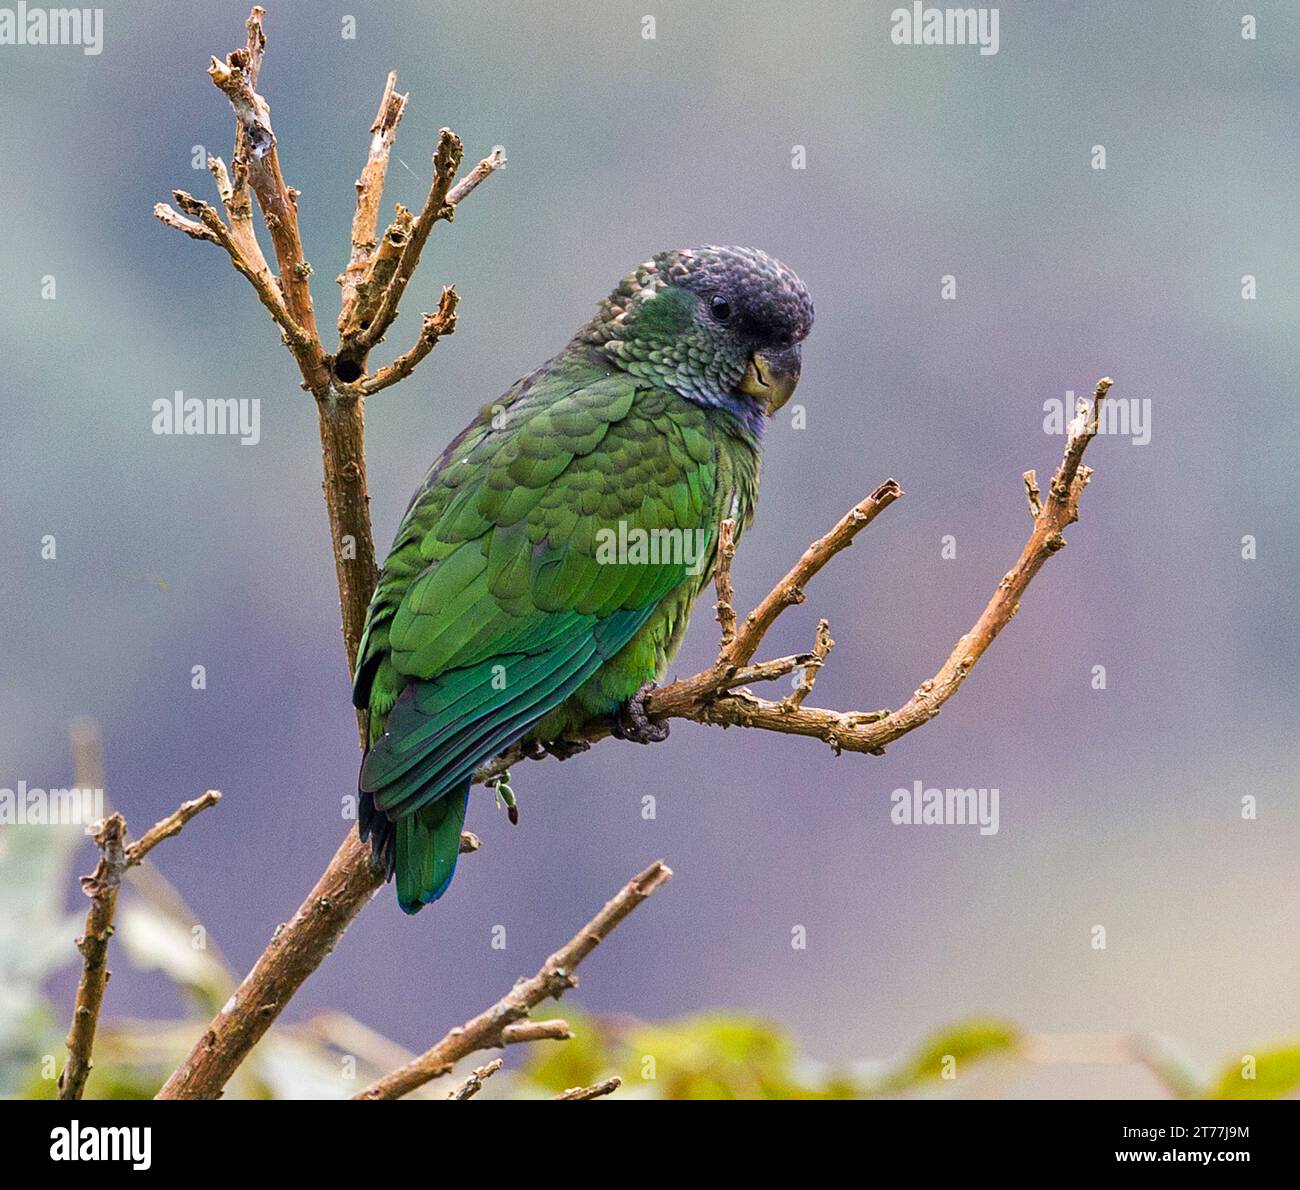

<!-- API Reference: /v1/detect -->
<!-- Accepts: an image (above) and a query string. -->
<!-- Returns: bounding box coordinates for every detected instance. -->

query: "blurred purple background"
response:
[2,1,1297,1086]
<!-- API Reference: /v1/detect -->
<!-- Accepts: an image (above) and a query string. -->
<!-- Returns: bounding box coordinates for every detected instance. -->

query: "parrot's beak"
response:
[738,344,802,416]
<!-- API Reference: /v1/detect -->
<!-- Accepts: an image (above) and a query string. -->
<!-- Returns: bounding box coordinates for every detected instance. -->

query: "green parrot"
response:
[353,245,814,912]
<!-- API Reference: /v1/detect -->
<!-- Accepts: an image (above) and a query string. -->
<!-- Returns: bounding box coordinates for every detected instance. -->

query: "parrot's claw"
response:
[546,737,592,761]
[612,683,670,745]
[522,737,591,762]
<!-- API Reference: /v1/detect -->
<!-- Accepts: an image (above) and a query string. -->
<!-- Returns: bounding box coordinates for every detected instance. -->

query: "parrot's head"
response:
[579,245,814,419]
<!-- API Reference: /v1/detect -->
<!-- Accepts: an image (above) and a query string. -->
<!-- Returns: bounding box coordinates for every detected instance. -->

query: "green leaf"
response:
[520,1010,857,1100]
[862,1018,1021,1095]
[1206,1045,1300,1100]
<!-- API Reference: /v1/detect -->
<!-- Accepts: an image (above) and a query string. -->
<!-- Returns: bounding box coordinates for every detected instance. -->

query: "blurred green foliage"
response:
[517,1011,1019,1100]
[1207,1046,1300,1101]
[2,805,1295,1100]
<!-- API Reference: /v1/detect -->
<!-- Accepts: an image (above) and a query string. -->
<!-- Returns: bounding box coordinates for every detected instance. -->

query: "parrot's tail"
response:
[356,645,615,913]
[359,784,469,914]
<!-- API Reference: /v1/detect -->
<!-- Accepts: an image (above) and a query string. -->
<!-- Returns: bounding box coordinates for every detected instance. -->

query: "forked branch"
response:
[355,861,672,1099]
[57,792,221,1100]
[483,378,1114,769]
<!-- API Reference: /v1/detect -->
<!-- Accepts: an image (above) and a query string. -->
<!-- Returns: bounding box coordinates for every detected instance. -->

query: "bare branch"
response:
[726,651,820,691]
[57,814,126,1101]
[344,142,506,368]
[555,1077,621,1101]
[338,71,409,337]
[350,128,462,355]
[642,387,1116,756]
[156,827,479,1100]
[448,145,507,206]
[358,287,459,395]
[725,478,903,669]
[713,517,737,651]
[499,1019,573,1046]
[1023,470,1043,519]
[58,793,221,1100]
[126,791,223,865]
[241,4,266,83]
[205,152,281,313]
[1054,378,1111,507]
[345,206,412,346]
[206,14,327,392]
[158,834,377,1099]
[159,190,317,378]
[781,619,833,712]
[479,380,1112,776]
[354,861,673,1100]
[153,202,218,243]
[447,1059,503,1100]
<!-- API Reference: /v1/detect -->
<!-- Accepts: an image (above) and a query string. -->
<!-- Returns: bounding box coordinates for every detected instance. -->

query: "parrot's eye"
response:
[709,295,732,322]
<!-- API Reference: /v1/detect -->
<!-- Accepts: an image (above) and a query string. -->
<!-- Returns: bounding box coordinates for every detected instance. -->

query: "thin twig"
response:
[126,791,224,865]
[446,1059,502,1101]
[354,861,673,1100]
[206,152,276,310]
[726,652,820,691]
[713,517,737,650]
[781,619,833,712]
[725,478,903,669]
[162,190,313,364]
[69,723,237,990]
[353,128,463,355]
[153,203,218,243]
[499,1019,574,1046]
[345,206,412,347]
[358,287,459,395]
[338,70,409,336]
[448,146,507,206]
[57,793,221,1100]
[206,17,324,387]
[1023,470,1043,519]
[345,144,505,366]
[555,1077,621,1101]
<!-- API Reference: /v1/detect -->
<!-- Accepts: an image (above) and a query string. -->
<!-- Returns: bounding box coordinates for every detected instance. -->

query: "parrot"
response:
[352,245,814,912]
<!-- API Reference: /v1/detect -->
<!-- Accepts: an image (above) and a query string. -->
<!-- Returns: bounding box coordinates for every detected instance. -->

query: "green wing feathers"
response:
[353,358,721,912]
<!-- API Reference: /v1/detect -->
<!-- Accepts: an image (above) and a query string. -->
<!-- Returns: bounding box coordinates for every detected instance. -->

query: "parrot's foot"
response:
[521,737,592,762]
[611,683,670,745]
